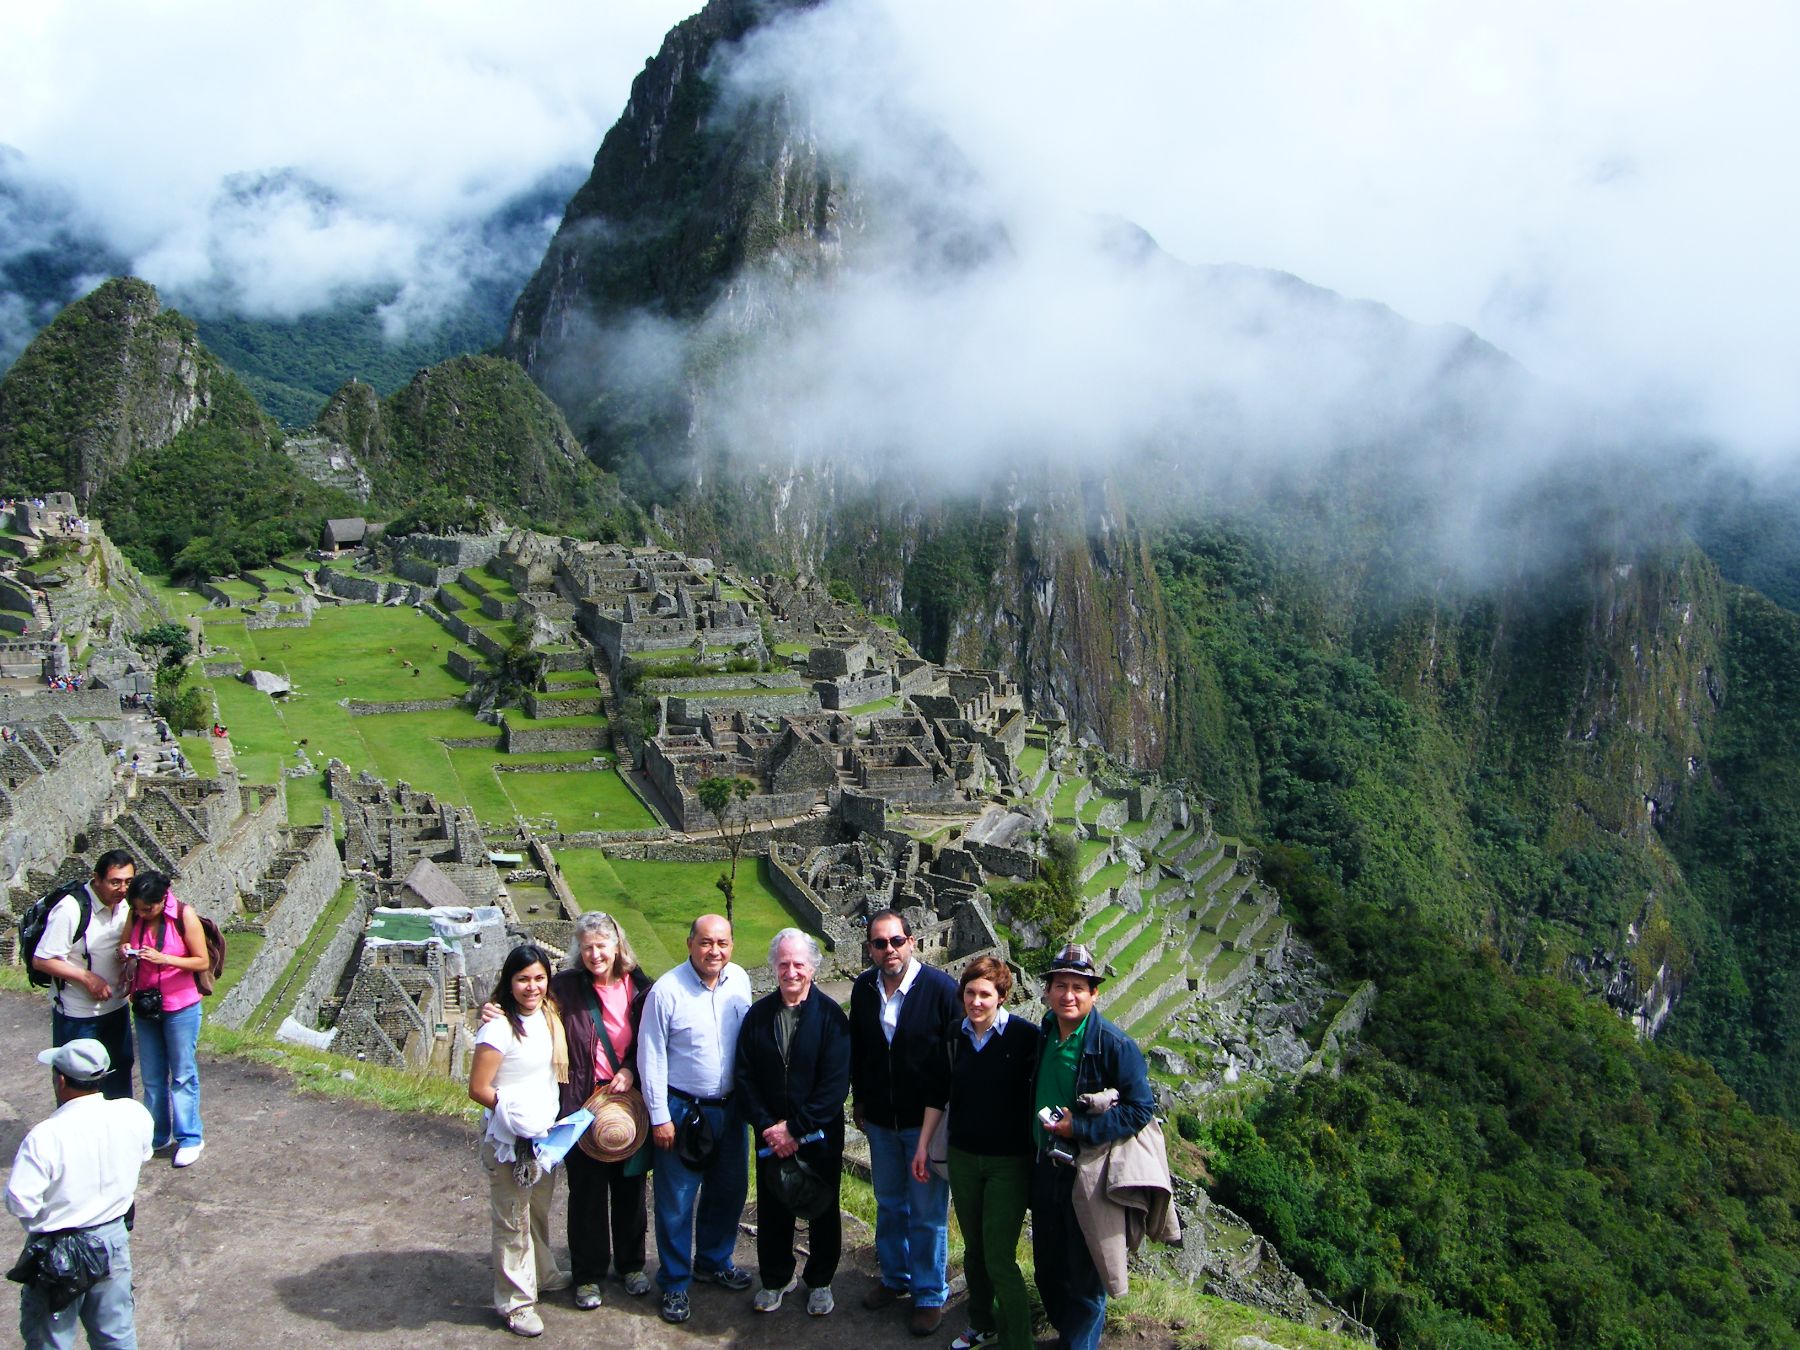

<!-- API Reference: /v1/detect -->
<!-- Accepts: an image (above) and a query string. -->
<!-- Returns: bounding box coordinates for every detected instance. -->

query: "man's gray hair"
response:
[768,927,822,973]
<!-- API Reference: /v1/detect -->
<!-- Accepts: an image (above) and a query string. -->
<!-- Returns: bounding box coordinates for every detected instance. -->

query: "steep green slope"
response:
[315,355,644,540]
[1210,846,1800,1350]
[1663,587,1800,1120]
[0,278,354,576]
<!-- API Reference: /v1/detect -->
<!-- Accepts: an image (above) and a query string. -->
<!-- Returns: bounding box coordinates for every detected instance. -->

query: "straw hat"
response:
[579,1088,649,1163]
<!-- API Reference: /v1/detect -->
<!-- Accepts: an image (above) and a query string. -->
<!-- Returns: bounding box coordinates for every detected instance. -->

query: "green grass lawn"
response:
[505,710,608,730]
[474,564,520,602]
[1015,743,1047,783]
[1081,860,1132,899]
[554,851,801,978]
[1076,836,1112,873]
[1110,919,1165,977]
[499,769,657,832]
[543,668,599,687]
[846,695,900,716]
[535,686,603,702]
[209,577,261,601]
[1052,776,1087,819]
[177,732,217,778]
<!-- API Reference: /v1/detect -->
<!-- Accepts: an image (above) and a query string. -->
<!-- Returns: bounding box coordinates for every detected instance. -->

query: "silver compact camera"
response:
[1039,1106,1076,1165]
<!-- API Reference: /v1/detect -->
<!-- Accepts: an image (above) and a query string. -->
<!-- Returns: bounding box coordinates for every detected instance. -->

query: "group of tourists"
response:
[469,905,1163,1350]
[6,851,1167,1349]
[44,675,86,692]
[9,851,213,1348]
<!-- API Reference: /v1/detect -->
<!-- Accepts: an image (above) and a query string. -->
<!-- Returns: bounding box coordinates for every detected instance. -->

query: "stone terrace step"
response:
[1098,907,1156,968]
[1125,978,1197,1040]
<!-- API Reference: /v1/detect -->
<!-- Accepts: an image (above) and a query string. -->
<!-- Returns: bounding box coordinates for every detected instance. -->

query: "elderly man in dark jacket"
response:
[735,927,851,1316]
[1030,943,1155,1350]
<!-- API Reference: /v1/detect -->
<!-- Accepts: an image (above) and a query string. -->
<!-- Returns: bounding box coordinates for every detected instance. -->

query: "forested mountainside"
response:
[313,356,645,541]
[0,278,352,576]
[492,2,1800,1343]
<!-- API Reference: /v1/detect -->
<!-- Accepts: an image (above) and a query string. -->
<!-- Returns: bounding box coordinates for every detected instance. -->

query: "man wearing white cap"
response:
[6,1039,154,1349]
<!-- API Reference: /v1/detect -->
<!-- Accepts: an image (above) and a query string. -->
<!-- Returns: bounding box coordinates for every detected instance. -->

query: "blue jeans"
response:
[134,1002,202,1149]
[18,1216,136,1349]
[1031,1158,1107,1350]
[864,1120,949,1307]
[651,1096,748,1293]
[51,1005,132,1102]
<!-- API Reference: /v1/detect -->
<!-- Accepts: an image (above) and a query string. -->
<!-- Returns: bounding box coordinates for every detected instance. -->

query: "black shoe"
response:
[701,1263,753,1291]
[660,1290,691,1324]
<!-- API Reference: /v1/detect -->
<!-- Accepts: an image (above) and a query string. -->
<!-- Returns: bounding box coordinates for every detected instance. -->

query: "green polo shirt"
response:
[1033,1013,1088,1150]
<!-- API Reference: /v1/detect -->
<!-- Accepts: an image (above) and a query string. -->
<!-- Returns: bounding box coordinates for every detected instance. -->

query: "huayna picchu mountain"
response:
[311,355,644,541]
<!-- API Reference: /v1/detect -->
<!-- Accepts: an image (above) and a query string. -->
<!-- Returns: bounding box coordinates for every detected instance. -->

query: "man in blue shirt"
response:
[636,914,754,1324]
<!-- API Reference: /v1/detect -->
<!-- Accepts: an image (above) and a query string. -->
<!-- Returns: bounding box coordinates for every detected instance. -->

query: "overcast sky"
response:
[2,0,1796,461]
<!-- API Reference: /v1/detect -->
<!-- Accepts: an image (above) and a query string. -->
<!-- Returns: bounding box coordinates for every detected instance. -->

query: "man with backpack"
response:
[28,851,137,1101]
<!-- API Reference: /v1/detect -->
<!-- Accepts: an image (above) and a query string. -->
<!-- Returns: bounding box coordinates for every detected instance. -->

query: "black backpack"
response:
[17,883,90,989]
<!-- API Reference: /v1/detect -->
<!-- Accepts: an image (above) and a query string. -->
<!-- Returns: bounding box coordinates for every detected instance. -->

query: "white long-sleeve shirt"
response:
[7,1094,152,1233]
[636,959,751,1128]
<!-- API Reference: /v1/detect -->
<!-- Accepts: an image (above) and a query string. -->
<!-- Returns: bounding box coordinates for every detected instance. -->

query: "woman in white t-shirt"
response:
[468,944,571,1338]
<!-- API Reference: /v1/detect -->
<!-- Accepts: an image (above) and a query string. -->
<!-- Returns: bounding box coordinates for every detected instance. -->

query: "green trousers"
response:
[947,1146,1033,1349]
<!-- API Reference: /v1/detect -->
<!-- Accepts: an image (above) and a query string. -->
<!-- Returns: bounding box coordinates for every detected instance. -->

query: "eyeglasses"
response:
[867,934,910,950]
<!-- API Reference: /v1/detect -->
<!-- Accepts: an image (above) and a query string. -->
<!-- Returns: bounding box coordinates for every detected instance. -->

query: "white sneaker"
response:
[172,1142,205,1168]
[505,1307,544,1337]
[753,1276,800,1312]
[806,1285,835,1317]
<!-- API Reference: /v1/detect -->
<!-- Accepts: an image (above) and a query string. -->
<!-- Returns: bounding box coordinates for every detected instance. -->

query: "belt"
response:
[670,1088,731,1106]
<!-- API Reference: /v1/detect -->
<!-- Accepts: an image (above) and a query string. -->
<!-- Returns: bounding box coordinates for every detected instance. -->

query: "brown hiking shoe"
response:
[909,1305,944,1336]
[863,1282,906,1310]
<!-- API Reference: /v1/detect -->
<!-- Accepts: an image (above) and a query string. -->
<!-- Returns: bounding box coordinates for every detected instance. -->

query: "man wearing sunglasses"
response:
[848,909,958,1335]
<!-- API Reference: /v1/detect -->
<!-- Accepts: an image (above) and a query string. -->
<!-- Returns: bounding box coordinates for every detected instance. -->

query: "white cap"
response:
[38,1038,110,1083]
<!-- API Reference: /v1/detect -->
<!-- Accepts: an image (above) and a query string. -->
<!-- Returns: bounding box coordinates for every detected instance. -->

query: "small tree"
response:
[486,635,545,709]
[134,622,203,728]
[695,774,756,925]
[133,622,193,674]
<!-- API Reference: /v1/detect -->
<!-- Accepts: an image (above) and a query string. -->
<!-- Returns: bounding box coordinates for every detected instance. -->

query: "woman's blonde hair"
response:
[567,911,639,979]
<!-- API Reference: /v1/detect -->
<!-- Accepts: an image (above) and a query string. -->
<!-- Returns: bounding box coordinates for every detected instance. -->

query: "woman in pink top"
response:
[122,871,208,1168]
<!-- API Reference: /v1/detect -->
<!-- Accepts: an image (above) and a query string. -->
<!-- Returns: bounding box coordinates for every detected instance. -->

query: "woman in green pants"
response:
[913,955,1041,1349]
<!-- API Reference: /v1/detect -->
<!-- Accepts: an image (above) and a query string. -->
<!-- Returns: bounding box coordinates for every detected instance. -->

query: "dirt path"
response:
[0,991,993,1349]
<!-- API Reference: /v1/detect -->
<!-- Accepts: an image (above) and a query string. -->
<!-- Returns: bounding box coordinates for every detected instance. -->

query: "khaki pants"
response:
[482,1138,564,1315]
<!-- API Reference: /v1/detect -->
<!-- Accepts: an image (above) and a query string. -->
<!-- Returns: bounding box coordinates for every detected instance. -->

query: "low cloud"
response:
[694,0,1799,479]
[0,0,705,334]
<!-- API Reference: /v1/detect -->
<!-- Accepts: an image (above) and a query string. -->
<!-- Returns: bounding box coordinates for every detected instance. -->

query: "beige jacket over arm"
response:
[1070,1116,1183,1297]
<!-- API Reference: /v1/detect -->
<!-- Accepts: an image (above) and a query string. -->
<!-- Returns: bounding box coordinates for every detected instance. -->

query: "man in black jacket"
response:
[734,928,850,1316]
[848,909,958,1336]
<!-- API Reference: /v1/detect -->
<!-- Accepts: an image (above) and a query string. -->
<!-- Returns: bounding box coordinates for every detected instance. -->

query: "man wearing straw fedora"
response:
[1029,943,1154,1350]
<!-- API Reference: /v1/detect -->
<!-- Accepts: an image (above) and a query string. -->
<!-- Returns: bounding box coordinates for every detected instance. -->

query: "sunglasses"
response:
[867,934,910,950]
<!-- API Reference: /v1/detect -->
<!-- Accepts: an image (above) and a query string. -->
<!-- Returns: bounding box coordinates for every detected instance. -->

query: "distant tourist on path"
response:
[848,908,957,1335]
[7,1038,154,1350]
[735,928,850,1317]
[1029,944,1155,1350]
[32,851,138,1101]
[539,913,654,1308]
[912,954,1041,1350]
[468,944,573,1338]
[636,914,753,1325]
[121,872,209,1168]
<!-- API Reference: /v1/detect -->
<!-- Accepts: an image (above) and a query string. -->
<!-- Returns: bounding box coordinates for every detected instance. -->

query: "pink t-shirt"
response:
[128,898,202,1013]
[592,978,634,1083]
